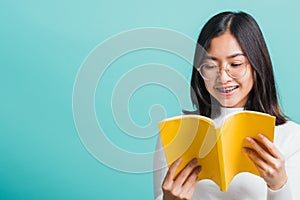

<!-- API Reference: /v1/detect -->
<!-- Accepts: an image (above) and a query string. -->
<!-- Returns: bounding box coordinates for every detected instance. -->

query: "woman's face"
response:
[203,32,254,108]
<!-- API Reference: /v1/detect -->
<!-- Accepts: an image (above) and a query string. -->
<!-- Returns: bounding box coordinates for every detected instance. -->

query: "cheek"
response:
[204,81,214,93]
[240,72,254,92]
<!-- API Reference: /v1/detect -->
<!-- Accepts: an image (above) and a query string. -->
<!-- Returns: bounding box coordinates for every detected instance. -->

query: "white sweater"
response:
[153,108,300,200]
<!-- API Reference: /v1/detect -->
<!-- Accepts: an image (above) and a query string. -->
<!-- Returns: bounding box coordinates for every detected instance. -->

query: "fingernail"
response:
[196,166,202,173]
[178,157,182,163]
[246,137,253,144]
[243,148,249,153]
[258,134,264,139]
[191,158,198,165]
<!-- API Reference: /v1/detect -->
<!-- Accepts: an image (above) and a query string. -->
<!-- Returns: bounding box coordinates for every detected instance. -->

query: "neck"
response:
[213,107,244,127]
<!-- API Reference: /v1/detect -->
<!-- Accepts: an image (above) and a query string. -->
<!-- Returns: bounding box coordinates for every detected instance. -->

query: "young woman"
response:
[154,11,300,200]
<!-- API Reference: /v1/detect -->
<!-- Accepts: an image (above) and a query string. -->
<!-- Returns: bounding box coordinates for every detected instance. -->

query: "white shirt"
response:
[153,107,300,200]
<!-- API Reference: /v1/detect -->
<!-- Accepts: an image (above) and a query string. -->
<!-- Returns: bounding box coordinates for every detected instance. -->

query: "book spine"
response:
[217,132,227,192]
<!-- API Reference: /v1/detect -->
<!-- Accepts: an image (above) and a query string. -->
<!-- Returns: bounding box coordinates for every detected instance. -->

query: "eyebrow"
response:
[204,53,245,60]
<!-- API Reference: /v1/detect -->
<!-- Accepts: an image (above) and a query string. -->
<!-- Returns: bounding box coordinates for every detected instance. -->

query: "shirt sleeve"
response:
[153,136,168,200]
[267,179,292,200]
[267,123,300,200]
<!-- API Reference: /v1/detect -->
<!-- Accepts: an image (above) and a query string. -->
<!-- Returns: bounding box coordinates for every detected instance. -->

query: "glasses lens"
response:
[199,63,218,80]
[199,62,248,80]
[227,63,247,78]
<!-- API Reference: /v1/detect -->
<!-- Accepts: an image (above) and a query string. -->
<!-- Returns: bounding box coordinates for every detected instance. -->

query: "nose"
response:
[217,66,232,83]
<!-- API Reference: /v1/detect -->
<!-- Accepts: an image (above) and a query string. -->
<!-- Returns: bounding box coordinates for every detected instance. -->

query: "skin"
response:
[162,32,287,200]
[243,134,287,190]
[203,32,254,108]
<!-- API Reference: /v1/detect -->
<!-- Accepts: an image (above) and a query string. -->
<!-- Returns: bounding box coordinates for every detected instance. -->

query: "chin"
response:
[218,100,238,108]
[220,104,234,108]
[218,99,246,108]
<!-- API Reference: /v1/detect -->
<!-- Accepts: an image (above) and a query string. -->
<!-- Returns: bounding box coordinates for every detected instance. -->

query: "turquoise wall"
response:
[1,0,300,199]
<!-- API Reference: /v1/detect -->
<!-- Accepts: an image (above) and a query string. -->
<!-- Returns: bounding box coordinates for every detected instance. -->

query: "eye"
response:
[231,63,243,68]
[202,64,217,70]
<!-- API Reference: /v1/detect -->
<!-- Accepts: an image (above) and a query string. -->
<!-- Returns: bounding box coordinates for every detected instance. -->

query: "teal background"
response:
[1,0,300,199]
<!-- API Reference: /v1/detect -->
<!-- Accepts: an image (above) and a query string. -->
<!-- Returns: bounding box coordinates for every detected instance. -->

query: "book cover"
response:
[158,111,276,192]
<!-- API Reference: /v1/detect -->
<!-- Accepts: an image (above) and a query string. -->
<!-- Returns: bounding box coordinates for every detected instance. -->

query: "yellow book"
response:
[158,111,276,192]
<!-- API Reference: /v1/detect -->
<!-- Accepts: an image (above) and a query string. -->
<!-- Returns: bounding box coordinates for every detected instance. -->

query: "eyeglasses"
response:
[198,61,248,80]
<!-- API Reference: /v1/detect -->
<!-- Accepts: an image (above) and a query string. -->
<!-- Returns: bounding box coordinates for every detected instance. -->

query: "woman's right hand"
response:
[162,157,201,200]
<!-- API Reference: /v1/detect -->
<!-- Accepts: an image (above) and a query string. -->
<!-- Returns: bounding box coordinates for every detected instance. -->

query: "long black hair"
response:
[186,11,286,125]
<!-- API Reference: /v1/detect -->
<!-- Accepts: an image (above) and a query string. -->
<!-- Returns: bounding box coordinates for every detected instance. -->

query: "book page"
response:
[158,115,223,188]
[220,112,275,190]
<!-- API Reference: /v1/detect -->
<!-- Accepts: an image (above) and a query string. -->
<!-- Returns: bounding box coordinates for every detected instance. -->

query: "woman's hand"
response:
[243,134,287,190]
[162,157,201,200]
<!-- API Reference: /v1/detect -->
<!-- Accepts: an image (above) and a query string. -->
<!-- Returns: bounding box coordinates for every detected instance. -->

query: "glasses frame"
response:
[197,61,249,80]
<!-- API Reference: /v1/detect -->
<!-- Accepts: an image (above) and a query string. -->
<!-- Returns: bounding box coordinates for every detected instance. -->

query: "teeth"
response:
[216,86,238,93]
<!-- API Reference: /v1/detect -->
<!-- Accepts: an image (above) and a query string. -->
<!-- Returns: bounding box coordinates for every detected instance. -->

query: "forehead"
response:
[206,32,244,59]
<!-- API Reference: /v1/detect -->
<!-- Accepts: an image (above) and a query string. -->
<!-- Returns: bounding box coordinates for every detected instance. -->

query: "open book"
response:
[158,111,276,192]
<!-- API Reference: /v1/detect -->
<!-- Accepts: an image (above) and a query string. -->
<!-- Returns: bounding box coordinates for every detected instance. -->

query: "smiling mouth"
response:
[215,85,239,93]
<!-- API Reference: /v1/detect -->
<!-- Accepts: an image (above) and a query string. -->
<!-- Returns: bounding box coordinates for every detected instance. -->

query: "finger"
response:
[172,158,198,189]
[163,157,182,189]
[245,137,275,163]
[244,143,287,190]
[244,147,272,179]
[258,134,283,159]
[257,134,286,175]
[181,181,198,200]
[176,169,200,200]
[185,181,198,199]
[181,166,201,194]
[243,147,267,168]
[244,147,286,179]
[169,157,183,177]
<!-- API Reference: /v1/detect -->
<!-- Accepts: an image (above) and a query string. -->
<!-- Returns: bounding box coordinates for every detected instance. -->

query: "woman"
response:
[154,11,300,200]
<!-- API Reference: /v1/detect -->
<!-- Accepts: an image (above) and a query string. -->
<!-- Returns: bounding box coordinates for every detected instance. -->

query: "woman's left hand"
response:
[243,133,287,190]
